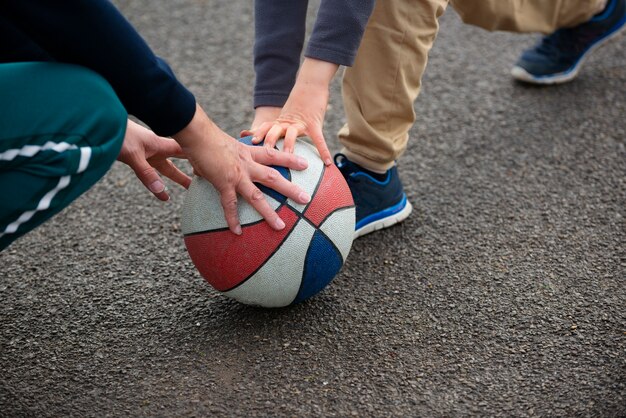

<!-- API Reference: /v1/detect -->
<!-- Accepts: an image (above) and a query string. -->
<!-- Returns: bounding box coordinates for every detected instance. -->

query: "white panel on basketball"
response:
[319,207,355,262]
[276,140,324,213]
[223,219,316,307]
[181,177,281,235]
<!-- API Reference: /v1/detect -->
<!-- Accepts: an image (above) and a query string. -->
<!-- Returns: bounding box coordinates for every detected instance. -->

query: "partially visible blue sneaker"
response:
[335,154,413,238]
[511,0,626,84]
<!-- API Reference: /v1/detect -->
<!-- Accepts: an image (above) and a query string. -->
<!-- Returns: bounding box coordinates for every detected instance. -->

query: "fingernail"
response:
[324,158,332,166]
[299,192,311,203]
[234,225,242,235]
[297,157,308,167]
[149,180,165,193]
[252,136,259,143]
[275,218,285,230]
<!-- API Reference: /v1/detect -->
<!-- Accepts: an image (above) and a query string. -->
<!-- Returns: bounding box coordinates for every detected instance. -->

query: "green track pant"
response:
[0,62,127,251]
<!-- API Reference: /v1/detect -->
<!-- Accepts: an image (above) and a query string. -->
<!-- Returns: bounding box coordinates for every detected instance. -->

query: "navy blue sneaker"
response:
[335,154,413,238]
[511,0,626,84]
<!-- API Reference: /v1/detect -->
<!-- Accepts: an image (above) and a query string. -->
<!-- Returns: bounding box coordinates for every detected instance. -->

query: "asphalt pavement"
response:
[1,0,625,416]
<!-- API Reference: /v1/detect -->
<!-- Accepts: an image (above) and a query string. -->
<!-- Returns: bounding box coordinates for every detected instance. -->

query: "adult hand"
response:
[117,119,192,201]
[174,104,310,235]
[250,58,339,166]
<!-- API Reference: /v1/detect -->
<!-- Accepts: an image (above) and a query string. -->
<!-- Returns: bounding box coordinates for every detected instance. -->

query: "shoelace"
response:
[537,29,576,55]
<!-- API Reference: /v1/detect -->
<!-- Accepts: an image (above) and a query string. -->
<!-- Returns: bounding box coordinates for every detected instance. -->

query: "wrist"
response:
[296,58,338,88]
[255,106,282,118]
[172,104,221,149]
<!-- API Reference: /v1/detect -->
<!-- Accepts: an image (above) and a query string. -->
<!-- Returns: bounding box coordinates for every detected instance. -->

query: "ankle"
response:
[340,148,395,174]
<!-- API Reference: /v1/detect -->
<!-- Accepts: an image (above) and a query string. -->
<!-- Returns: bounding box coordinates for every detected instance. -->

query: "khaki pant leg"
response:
[451,0,606,34]
[338,0,448,172]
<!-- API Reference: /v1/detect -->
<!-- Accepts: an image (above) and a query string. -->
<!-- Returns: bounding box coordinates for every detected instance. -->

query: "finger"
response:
[131,158,170,201]
[309,125,332,166]
[265,123,286,150]
[250,162,311,205]
[218,188,242,235]
[152,137,186,159]
[283,125,300,154]
[240,129,253,138]
[248,145,308,171]
[151,158,192,189]
[237,179,286,231]
[251,122,273,144]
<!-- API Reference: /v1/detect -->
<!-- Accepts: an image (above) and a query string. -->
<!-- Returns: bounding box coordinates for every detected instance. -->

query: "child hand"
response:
[240,106,281,139]
[251,58,338,166]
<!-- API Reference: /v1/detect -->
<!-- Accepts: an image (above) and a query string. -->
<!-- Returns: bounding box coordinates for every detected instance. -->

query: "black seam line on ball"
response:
[293,209,352,301]
[297,207,353,265]
[214,200,337,289]
[230,207,349,303]
[301,163,325,214]
[315,204,356,230]
[184,164,327,237]
[294,236,315,302]
[222,203,353,293]
[183,202,287,237]
[183,199,354,244]
[263,163,326,217]
[189,204,352,296]
[221,205,302,293]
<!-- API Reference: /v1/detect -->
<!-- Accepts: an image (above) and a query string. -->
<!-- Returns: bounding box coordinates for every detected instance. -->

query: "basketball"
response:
[181,136,355,308]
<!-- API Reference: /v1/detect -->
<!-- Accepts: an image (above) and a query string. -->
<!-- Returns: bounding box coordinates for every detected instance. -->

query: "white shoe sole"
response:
[354,200,413,239]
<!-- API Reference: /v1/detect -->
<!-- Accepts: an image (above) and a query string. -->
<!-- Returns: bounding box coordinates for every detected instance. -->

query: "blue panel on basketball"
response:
[294,230,343,304]
[257,165,290,204]
[239,135,290,204]
[238,135,256,146]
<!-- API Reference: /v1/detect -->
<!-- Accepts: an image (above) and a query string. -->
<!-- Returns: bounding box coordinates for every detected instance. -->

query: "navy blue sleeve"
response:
[0,0,196,137]
[305,0,376,66]
[253,0,375,108]
[253,0,308,108]
[0,14,53,63]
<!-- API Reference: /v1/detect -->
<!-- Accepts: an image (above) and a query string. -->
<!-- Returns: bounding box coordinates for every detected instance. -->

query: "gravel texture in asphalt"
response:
[1,1,625,416]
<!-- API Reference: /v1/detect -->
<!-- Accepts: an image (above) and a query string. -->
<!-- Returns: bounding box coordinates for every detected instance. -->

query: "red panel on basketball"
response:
[303,165,354,227]
[183,205,299,291]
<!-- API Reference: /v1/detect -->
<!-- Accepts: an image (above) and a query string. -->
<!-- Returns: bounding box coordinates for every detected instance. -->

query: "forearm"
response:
[295,58,339,91]
[172,104,222,151]
[253,0,374,108]
[251,58,337,130]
